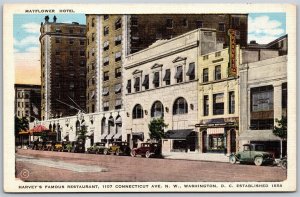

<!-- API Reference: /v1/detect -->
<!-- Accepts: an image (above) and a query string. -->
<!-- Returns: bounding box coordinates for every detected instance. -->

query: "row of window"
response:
[103,68,122,82]
[55,38,85,45]
[132,97,188,119]
[17,102,30,108]
[103,18,122,36]
[103,35,122,50]
[127,63,195,93]
[17,92,29,99]
[130,16,240,30]
[54,28,85,34]
[17,110,29,118]
[103,52,122,66]
[103,99,122,111]
[55,50,86,58]
[202,65,222,83]
[102,83,122,96]
[203,92,235,116]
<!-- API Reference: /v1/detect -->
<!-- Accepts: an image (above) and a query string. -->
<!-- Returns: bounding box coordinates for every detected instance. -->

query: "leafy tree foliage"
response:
[15,117,29,136]
[273,117,287,140]
[148,118,168,141]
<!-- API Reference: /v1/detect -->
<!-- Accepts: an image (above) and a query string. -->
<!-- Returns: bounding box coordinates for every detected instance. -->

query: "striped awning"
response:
[207,128,224,135]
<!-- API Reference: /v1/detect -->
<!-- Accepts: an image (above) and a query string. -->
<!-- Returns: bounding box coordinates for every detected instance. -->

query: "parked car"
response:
[61,141,73,152]
[72,139,85,153]
[131,142,161,158]
[45,141,56,151]
[87,142,106,154]
[52,142,63,151]
[103,141,131,156]
[229,143,275,166]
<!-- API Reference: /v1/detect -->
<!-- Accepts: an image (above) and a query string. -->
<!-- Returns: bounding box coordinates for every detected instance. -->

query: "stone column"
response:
[239,64,249,133]
[224,82,229,115]
[208,85,213,116]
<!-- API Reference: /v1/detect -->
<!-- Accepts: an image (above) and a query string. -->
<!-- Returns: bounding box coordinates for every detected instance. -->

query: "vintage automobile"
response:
[86,142,106,154]
[45,141,56,151]
[229,143,275,166]
[71,139,85,153]
[61,141,73,152]
[103,141,131,156]
[130,142,161,158]
[52,142,63,151]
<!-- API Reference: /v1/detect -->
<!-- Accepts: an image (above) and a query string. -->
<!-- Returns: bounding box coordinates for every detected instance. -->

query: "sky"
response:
[13,13,286,85]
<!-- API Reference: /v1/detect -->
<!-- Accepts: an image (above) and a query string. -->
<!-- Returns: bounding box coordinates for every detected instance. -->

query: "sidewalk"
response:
[162,152,229,163]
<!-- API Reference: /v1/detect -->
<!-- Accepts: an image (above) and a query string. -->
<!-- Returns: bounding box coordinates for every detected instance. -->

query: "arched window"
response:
[151,101,164,118]
[173,97,188,115]
[57,124,61,141]
[108,116,114,135]
[132,104,144,119]
[115,115,122,134]
[101,117,106,135]
[49,124,52,132]
[53,124,56,132]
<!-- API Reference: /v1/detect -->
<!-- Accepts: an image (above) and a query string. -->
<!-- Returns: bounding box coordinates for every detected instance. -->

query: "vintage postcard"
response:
[3,3,296,192]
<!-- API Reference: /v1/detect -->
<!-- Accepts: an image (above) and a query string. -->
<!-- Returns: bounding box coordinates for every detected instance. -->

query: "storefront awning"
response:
[238,130,281,141]
[106,132,115,139]
[207,128,224,135]
[186,63,195,76]
[152,72,159,84]
[164,129,194,139]
[113,132,122,139]
[100,133,108,139]
[115,116,122,124]
[142,75,149,87]
[63,132,69,139]
[174,67,183,79]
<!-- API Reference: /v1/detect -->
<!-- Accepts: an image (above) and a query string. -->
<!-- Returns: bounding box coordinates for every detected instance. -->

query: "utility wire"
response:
[67,95,86,113]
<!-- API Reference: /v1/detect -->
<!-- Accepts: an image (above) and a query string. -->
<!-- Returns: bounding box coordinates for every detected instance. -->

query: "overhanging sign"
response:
[228,29,237,77]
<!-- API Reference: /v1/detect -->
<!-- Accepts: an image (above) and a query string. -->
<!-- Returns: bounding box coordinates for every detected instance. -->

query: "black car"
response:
[71,139,85,153]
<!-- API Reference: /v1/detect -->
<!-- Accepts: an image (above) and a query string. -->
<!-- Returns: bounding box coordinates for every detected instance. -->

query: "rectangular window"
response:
[115,35,122,45]
[104,26,109,36]
[69,29,73,34]
[102,86,109,96]
[115,18,122,30]
[204,95,209,116]
[92,33,95,42]
[69,39,74,45]
[250,119,274,130]
[251,86,274,112]
[103,56,109,66]
[186,62,195,80]
[218,23,225,32]
[183,19,188,27]
[115,51,121,62]
[104,15,109,20]
[166,19,173,29]
[134,77,140,92]
[203,68,209,82]
[175,66,183,83]
[103,71,109,81]
[55,38,60,43]
[142,74,149,90]
[203,55,209,60]
[80,40,84,45]
[131,16,138,26]
[115,83,122,94]
[215,51,221,57]
[282,83,287,109]
[196,20,203,28]
[163,69,171,85]
[55,50,60,55]
[91,18,95,27]
[153,72,160,88]
[115,67,121,78]
[213,93,224,115]
[80,51,85,57]
[103,40,109,51]
[115,99,122,109]
[215,65,221,80]
[229,91,235,114]
[80,60,85,67]
[127,79,132,93]
[232,17,240,26]
[103,101,109,111]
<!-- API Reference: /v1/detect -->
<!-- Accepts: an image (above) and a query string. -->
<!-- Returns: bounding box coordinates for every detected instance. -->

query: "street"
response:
[15,149,286,182]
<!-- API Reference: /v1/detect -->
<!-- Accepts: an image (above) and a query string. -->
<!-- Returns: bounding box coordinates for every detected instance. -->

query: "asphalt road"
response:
[15,149,287,182]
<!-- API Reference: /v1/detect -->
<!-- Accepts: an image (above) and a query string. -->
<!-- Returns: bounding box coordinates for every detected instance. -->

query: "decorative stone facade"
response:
[123,29,219,152]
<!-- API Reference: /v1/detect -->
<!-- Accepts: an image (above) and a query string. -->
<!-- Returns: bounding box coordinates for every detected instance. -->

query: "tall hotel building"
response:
[85,14,248,113]
[40,16,87,120]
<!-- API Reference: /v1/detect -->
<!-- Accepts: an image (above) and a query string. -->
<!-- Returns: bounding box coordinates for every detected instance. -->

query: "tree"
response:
[78,125,88,140]
[273,117,287,157]
[273,117,287,140]
[148,118,168,141]
[15,117,29,136]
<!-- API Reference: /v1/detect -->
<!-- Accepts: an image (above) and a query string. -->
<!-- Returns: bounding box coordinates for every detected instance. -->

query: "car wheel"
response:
[281,160,287,169]
[103,149,108,155]
[131,150,136,157]
[145,151,151,158]
[254,157,263,166]
[229,155,237,164]
[115,149,120,156]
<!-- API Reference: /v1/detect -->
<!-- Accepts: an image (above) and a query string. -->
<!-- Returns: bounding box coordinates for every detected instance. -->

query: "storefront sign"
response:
[228,29,237,77]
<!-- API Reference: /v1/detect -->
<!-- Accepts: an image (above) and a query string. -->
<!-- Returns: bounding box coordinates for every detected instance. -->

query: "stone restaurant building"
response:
[123,28,222,153]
